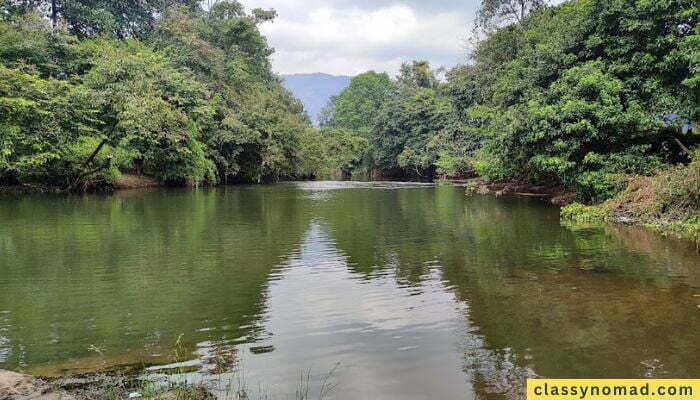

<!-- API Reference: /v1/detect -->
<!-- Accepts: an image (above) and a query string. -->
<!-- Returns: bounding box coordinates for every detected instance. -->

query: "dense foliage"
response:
[2,0,200,38]
[324,0,699,202]
[2,0,698,199]
[0,0,319,189]
[562,149,699,241]
[463,0,699,203]
[323,63,477,179]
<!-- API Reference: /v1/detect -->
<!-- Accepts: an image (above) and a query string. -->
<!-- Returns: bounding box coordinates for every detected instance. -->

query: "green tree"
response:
[372,62,456,178]
[0,65,110,187]
[6,0,199,38]
[0,1,320,190]
[327,71,394,137]
[322,128,369,176]
[452,0,699,201]
[150,4,310,183]
[475,0,549,33]
[76,39,215,187]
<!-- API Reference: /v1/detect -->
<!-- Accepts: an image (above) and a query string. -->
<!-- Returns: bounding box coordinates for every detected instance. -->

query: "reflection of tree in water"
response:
[2,183,699,388]
[563,222,700,287]
[316,185,700,387]
[0,186,314,374]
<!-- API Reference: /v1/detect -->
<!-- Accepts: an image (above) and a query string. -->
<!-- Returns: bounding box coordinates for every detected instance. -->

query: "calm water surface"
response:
[1,182,699,399]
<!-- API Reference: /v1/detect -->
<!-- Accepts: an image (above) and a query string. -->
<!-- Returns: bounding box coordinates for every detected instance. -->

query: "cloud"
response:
[242,1,474,76]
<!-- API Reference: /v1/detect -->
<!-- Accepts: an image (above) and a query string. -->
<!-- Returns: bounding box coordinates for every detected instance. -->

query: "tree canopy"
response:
[321,0,698,201]
[1,0,698,200]
[0,0,321,189]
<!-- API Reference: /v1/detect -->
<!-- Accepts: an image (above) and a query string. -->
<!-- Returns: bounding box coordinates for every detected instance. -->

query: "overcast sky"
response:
[241,0,478,77]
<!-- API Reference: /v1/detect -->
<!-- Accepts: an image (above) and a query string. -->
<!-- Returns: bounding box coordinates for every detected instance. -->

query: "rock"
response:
[0,370,77,400]
[249,345,275,354]
[152,387,215,400]
[616,216,633,225]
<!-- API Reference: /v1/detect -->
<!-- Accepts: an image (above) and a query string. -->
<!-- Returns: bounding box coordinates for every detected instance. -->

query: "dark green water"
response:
[1,182,699,399]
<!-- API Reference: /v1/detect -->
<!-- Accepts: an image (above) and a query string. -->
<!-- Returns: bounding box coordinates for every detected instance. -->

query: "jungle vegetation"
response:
[1,0,698,231]
[323,0,699,202]
[0,0,343,189]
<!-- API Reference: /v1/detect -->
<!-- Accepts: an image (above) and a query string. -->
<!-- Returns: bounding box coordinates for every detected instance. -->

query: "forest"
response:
[323,0,698,191]
[0,0,328,189]
[0,0,698,235]
[319,0,699,237]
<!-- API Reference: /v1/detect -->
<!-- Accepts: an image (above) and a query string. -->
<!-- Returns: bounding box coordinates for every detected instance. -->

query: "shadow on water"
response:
[0,183,698,399]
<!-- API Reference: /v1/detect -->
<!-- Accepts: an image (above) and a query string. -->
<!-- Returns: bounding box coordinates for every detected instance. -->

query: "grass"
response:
[92,368,340,400]
[561,152,700,244]
[560,202,614,223]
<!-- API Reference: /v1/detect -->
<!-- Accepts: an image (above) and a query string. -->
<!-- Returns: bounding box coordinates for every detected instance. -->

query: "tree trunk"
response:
[51,0,57,28]
[67,120,118,192]
[67,157,113,192]
[80,138,109,169]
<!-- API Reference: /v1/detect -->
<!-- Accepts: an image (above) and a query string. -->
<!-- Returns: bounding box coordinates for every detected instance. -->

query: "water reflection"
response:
[0,183,698,399]
[311,184,699,381]
[226,223,473,399]
[0,187,311,374]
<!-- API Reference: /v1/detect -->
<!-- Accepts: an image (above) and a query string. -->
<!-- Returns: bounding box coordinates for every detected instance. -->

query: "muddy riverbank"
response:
[0,369,215,400]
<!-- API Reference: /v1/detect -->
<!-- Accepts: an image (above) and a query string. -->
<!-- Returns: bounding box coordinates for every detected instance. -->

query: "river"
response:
[0,182,698,399]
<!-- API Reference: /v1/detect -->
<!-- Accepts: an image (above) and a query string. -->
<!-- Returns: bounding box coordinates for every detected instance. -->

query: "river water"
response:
[0,182,698,399]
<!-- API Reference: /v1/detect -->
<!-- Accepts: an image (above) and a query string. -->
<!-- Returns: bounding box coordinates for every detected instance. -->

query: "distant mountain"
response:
[282,73,352,126]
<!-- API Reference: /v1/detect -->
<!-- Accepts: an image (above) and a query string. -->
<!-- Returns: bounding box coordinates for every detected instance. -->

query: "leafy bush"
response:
[564,152,700,241]
[560,202,613,223]
[574,171,623,204]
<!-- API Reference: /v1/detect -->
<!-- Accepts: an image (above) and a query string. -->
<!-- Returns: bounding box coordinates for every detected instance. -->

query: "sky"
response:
[241,0,479,77]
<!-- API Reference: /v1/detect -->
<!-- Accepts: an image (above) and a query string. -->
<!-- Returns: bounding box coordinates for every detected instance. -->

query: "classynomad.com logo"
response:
[527,380,700,400]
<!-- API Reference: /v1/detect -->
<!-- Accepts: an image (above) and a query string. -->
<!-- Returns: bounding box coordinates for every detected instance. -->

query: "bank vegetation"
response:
[1,0,698,235]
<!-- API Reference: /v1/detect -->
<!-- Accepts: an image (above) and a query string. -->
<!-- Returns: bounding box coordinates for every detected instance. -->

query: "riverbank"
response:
[561,202,699,244]
[0,174,164,196]
[462,179,574,206]
[0,366,340,400]
[461,157,699,245]
[0,369,77,399]
[0,369,216,400]
[560,157,700,243]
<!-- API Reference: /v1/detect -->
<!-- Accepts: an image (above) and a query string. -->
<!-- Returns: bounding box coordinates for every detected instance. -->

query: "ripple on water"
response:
[2,184,700,397]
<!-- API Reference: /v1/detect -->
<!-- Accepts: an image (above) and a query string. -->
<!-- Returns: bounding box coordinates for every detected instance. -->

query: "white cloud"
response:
[243,1,472,76]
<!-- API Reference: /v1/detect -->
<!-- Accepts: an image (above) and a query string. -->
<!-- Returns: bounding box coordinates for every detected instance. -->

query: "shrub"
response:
[560,202,613,223]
